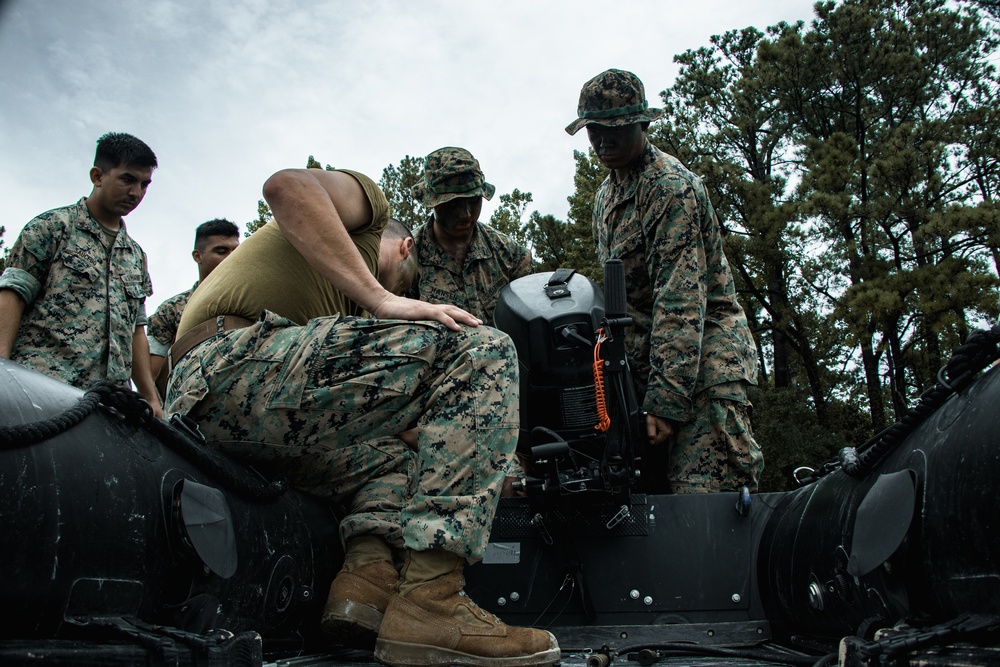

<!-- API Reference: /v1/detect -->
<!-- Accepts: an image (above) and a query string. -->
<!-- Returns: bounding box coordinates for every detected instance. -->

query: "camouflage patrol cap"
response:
[412,147,496,208]
[565,69,663,136]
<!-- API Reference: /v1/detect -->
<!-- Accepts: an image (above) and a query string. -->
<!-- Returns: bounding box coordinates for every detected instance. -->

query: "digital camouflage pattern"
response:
[643,381,762,492]
[593,140,762,492]
[565,68,664,136]
[410,221,532,324]
[411,147,496,209]
[0,198,152,388]
[147,282,197,357]
[165,311,519,560]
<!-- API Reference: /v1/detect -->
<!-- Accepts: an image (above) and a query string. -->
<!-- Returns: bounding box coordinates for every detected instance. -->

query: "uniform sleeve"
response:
[640,175,710,423]
[0,217,61,306]
[512,244,533,281]
[147,302,173,355]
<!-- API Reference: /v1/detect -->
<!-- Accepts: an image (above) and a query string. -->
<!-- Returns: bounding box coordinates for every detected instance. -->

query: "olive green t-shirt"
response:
[177,169,389,338]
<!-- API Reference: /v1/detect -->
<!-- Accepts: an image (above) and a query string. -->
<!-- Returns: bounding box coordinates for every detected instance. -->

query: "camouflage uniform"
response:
[165,169,518,560]
[165,311,518,560]
[411,222,532,324]
[147,282,197,357]
[569,69,763,493]
[0,197,152,388]
[410,147,532,324]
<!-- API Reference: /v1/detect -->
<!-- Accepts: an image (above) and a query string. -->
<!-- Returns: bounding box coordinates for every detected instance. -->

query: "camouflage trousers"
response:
[646,381,763,494]
[164,311,518,561]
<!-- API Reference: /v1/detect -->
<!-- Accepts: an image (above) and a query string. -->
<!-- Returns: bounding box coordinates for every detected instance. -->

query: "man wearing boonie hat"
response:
[567,68,763,494]
[410,147,532,324]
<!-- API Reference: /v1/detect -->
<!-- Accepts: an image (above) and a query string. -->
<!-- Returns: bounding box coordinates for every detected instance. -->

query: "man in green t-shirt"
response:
[164,167,559,667]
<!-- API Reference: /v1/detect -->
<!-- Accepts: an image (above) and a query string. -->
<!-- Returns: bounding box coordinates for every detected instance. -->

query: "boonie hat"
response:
[565,68,663,136]
[412,147,496,208]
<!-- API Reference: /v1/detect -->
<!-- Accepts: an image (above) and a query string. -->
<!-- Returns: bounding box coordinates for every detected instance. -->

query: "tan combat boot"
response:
[321,536,399,647]
[374,548,560,667]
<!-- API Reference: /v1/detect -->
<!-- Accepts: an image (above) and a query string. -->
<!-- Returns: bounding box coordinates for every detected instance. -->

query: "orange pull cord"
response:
[593,329,611,432]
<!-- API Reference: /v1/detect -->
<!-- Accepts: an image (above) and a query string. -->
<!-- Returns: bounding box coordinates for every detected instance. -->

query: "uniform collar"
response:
[74,197,127,245]
[416,219,494,266]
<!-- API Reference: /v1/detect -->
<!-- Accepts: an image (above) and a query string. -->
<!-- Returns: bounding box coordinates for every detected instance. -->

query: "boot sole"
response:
[374,638,560,667]
[321,599,384,647]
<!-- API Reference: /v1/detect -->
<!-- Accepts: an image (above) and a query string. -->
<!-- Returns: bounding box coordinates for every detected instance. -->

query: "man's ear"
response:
[192,249,202,264]
[401,237,414,258]
[89,166,104,187]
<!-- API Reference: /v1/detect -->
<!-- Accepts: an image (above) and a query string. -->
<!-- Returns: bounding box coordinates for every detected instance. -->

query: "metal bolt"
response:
[707,629,715,637]
[510,592,520,602]
[808,581,825,610]
[731,593,742,603]
[643,596,653,605]
[497,597,507,606]
[629,589,640,599]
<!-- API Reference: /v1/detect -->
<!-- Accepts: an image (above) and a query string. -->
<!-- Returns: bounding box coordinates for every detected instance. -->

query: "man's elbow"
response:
[262,169,306,208]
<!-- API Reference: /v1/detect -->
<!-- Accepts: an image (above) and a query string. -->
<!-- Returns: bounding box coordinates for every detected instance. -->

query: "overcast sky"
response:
[0,0,820,313]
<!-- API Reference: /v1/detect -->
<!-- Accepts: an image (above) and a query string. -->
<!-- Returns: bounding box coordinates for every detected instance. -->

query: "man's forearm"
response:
[131,328,162,417]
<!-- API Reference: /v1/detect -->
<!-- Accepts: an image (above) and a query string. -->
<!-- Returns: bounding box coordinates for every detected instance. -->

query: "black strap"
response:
[544,268,576,299]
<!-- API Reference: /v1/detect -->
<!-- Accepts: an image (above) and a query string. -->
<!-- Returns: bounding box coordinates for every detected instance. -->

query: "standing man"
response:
[0,132,162,417]
[148,218,240,385]
[165,166,559,667]
[566,69,763,494]
[410,147,532,324]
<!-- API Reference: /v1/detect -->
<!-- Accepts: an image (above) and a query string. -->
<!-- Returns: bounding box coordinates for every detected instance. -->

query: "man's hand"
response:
[646,413,674,446]
[373,293,481,331]
[147,394,164,420]
[501,476,526,498]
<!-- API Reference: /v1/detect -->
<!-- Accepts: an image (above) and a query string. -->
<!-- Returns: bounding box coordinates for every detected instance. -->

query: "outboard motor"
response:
[493,263,643,501]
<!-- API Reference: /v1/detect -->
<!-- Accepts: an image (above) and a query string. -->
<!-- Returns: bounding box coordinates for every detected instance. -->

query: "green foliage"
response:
[244,199,272,237]
[561,149,609,283]
[306,155,336,171]
[379,155,426,231]
[488,189,533,247]
[749,385,871,492]
[642,0,1000,451]
[757,0,1000,425]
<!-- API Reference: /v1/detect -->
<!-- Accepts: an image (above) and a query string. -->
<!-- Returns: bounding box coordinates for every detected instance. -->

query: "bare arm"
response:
[0,289,25,358]
[131,327,163,419]
[262,169,481,330]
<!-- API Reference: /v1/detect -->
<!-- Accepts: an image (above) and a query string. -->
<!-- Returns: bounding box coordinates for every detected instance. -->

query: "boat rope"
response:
[0,380,287,501]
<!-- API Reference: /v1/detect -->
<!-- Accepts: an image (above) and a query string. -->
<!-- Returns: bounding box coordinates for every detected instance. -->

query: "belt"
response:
[157,315,255,398]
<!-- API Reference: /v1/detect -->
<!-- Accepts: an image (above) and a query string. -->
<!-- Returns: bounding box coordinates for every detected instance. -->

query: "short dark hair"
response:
[94,132,158,172]
[195,218,240,250]
[384,217,413,241]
